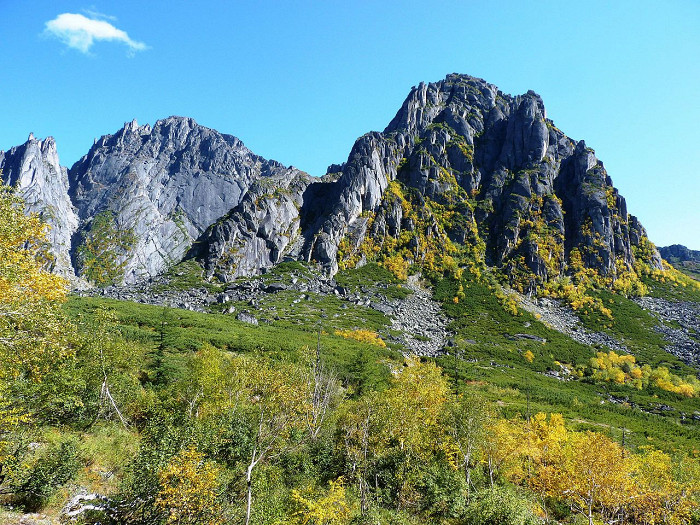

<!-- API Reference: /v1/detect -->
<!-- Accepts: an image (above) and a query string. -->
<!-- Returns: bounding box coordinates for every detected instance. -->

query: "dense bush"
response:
[9,437,82,511]
[464,486,538,525]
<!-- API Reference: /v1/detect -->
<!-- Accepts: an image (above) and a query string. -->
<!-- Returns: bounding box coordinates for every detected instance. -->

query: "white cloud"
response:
[81,8,117,22]
[45,13,147,55]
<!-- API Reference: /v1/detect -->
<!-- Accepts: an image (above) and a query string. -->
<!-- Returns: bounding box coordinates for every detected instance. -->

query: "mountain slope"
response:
[2,75,700,524]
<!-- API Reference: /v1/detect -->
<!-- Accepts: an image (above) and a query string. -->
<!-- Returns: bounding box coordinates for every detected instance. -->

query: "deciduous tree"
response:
[155,447,223,525]
[0,186,71,382]
[291,477,351,525]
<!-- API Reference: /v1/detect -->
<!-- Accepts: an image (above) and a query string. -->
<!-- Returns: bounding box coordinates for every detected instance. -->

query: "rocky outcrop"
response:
[192,169,312,281]
[0,133,78,278]
[304,74,663,290]
[635,297,700,367]
[308,133,403,274]
[517,294,629,353]
[659,245,700,263]
[659,244,700,280]
[388,277,451,356]
[68,117,300,284]
[2,74,664,289]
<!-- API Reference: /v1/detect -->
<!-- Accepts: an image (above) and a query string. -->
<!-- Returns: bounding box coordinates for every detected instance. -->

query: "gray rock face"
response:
[193,169,312,281]
[0,134,78,278]
[1,74,664,289]
[303,73,663,288]
[659,244,700,262]
[69,117,299,283]
[308,133,402,274]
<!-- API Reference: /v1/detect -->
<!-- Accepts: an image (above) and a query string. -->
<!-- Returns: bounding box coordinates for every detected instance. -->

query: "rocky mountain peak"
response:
[0,134,78,278]
[66,116,301,284]
[297,73,662,291]
[1,73,665,291]
[659,245,700,262]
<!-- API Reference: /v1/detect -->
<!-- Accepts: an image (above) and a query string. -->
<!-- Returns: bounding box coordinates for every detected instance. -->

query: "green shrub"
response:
[465,486,538,525]
[10,436,82,511]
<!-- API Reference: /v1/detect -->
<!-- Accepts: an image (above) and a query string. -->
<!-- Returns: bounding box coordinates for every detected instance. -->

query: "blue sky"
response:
[1,1,698,248]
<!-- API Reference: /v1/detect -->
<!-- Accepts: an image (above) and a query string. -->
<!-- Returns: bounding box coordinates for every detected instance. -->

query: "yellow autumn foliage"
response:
[586,351,700,397]
[0,186,73,382]
[291,477,351,525]
[155,447,223,525]
[382,254,409,281]
[488,413,700,525]
[0,186,67,306]
[334,329,386,348]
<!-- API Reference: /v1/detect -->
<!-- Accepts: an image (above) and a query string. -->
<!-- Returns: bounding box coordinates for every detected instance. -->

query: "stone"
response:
[237,312,258,325]
[659,244,700,262]
[61,491,113,523]
[68,116,303,284]
[513,333,546,343]
[293,73,662,284]
[193,170,311,281]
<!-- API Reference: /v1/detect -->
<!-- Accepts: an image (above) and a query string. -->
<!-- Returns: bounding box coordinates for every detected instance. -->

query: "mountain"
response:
[0,134,78,278]
[302,75,664,283]
[660,244,700,262]
[0,74,664,290]
[3,74,700,525]
[659,244,700,280]
[67,117,305,284]
[198,74,664,296]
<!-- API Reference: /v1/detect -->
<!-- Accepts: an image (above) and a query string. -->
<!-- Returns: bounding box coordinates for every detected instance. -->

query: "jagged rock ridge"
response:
[67,117,303,284]
[1,74,663,288]
[659,245,700,263]
[212,73,662,291]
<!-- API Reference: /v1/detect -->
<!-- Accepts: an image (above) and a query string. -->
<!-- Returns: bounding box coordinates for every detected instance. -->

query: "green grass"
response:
[435,276,596,370]
[335,262,412,300]
[264,260,314,277]
[575,290,692,372]
[210,290,393,334]
[203,262,410,341]
[431,275,700,453]
[644,274,700,302]
[437,355,700,452]
[152,259,224,293]
[64,266,700,454]
[64,295,399,392]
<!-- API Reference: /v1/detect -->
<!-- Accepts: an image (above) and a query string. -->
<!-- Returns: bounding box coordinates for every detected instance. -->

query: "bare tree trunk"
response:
[359,475,367,515]
[464,461,472,493]
[245,462,254,525]
[305,333,337,440]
